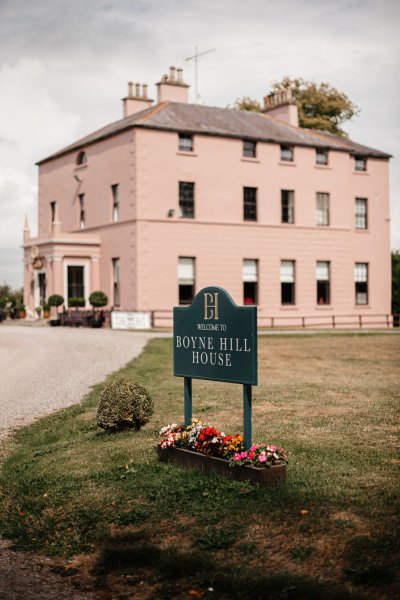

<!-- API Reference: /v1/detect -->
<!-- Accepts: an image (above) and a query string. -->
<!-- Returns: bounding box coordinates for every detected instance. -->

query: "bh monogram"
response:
[204,292,219,320]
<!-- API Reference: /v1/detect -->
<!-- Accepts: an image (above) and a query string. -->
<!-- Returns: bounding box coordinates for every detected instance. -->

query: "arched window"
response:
[76,151,87,165]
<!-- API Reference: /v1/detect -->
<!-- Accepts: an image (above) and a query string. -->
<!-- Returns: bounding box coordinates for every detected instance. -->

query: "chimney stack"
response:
[262,88,299,127]
[156,66,190,104]
[122,80,153,117]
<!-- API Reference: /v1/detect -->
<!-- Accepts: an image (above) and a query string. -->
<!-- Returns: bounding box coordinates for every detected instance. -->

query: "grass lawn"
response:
[0,333,399,600]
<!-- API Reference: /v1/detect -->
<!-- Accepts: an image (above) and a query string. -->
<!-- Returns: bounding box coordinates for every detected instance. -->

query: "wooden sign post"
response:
[173,286,257,450]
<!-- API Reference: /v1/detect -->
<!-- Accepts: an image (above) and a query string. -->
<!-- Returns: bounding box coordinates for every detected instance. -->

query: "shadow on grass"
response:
[343,533,399,586]
[93,531,362,600]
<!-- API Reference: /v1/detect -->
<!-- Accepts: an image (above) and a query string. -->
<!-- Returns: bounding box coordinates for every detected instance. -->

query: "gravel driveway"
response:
[0,325,167,439]
[0,324,169,599]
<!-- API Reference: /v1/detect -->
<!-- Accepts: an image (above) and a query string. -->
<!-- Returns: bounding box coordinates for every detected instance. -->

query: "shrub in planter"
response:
[97,379,154,432]
[69,297,85,308]
[42,303,51,318]
[89,291,108,308]
[48,294,64,323]
[48,294,64,309]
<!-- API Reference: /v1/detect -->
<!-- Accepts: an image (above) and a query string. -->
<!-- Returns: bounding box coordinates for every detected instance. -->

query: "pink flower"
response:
[240,451,248,459]
[258,455,267,463]
[248,452,256,461]
[233,453,241,461]
[250,445,259,451]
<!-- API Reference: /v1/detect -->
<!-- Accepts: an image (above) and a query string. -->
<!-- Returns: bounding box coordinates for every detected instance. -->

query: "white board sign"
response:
[111,311,151,330]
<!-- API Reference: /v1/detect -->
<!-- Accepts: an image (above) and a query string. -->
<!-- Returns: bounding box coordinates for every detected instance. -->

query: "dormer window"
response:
[316,148,328,165]
[76,151,87,166]
[355,156,367,171]
[243,140,256,158]
[178,134,193,152]
[280,144,294,162]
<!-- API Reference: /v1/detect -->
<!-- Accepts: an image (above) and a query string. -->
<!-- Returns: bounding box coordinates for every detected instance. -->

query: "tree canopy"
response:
[234,77,360,137]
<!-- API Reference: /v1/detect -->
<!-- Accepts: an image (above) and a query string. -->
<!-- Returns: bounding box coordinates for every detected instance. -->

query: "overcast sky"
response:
[1,0,399,288]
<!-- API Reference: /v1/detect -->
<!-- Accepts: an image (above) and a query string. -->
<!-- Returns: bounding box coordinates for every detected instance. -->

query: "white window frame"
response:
[63,260,90,307]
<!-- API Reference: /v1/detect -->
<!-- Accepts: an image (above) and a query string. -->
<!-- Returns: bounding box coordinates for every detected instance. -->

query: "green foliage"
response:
[89,290,108,308]
[96,379,154,432]
[234,77,359,136]
[0,284,23,309]
[47,294,64,307]
[68,297,85,308]
[271,77,360,136]
[233,96,262,112]
[42,303,50,312]
[392,250,400,315]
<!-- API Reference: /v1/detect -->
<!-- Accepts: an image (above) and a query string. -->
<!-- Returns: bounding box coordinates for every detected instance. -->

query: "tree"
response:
[392,251,400,326]
[233,96,261,112]
[234,77,360,137]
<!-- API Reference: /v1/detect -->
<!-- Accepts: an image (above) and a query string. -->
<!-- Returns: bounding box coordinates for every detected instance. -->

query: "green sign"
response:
[174,286,258,385]
[174,287,258,450]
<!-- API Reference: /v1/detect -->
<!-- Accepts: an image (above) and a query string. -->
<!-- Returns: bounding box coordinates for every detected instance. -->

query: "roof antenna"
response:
[185,46,215,104]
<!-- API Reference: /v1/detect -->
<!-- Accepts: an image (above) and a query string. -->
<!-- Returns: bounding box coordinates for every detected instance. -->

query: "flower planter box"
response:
[157,446,286,487]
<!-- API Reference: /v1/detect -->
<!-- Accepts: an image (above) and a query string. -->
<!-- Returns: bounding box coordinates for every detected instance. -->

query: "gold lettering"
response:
[204,292,219,320]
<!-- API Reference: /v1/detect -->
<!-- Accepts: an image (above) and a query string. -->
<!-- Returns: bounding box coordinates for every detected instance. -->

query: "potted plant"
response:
[158,419,287,487]
[35,306,42,318]
[48,294,64,326]
[16,303,26,319]
[42,303,51,319]
[88,291,108,328]
[68,297,85,308]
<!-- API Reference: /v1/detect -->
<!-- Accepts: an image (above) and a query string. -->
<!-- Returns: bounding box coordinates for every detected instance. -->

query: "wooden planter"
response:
[157,446,286,487]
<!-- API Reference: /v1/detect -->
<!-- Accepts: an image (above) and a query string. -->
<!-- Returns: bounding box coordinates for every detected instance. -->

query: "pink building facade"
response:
[23,67,391,327]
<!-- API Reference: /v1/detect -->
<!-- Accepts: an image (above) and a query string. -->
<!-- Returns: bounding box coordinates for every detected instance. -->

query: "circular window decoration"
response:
[76,151,87,165]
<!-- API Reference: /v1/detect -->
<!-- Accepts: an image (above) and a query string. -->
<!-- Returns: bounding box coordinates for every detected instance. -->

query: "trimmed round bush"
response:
[89,290,108,308]
[69,297,85,307]
[48,294,64,307]
[96,379,154,432]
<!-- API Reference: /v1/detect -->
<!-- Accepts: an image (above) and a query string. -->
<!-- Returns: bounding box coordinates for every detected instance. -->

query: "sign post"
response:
[174,286,257,450]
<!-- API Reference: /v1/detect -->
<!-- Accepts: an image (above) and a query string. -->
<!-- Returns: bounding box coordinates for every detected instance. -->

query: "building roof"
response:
[37,101,391,164]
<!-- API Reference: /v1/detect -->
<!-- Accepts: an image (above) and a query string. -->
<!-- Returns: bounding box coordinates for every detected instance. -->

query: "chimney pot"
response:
[142,84,148,99]
[169,66,176,81]
[135,82,140,97]
[177,68,183,83]
[128,81,133,97]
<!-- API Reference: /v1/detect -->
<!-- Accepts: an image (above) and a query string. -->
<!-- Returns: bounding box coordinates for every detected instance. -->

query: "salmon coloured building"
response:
[23,66,392,328]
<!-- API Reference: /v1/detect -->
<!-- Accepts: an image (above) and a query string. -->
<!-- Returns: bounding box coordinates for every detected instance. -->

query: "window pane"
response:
[316,192,329,226]
[112,184,119,222]
[179,134,193,152]
[243,187,257,221]
[354,263,368,282]
[50,201,56,224]
[280,260,294,282]
[280,145,293,161]
[67,266,84,302]
[316,261,329,280]
[355,156,367,171]
[242,259,258,282]
[355,263,368,305]
[317,281,330,304]
[243,140,256,158]
[179,182,195,218]
[243,282,257,304]
[281,190,294,224]
[178,257,195,283]
[355,198,367,229]
[79,194,85,229]
[112,258,120,306]
[316,149,328,165]
[281,282,295,304]
[179,284,194,305]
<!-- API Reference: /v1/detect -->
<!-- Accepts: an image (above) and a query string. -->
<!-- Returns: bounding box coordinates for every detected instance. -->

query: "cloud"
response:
[0,0,399,287]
